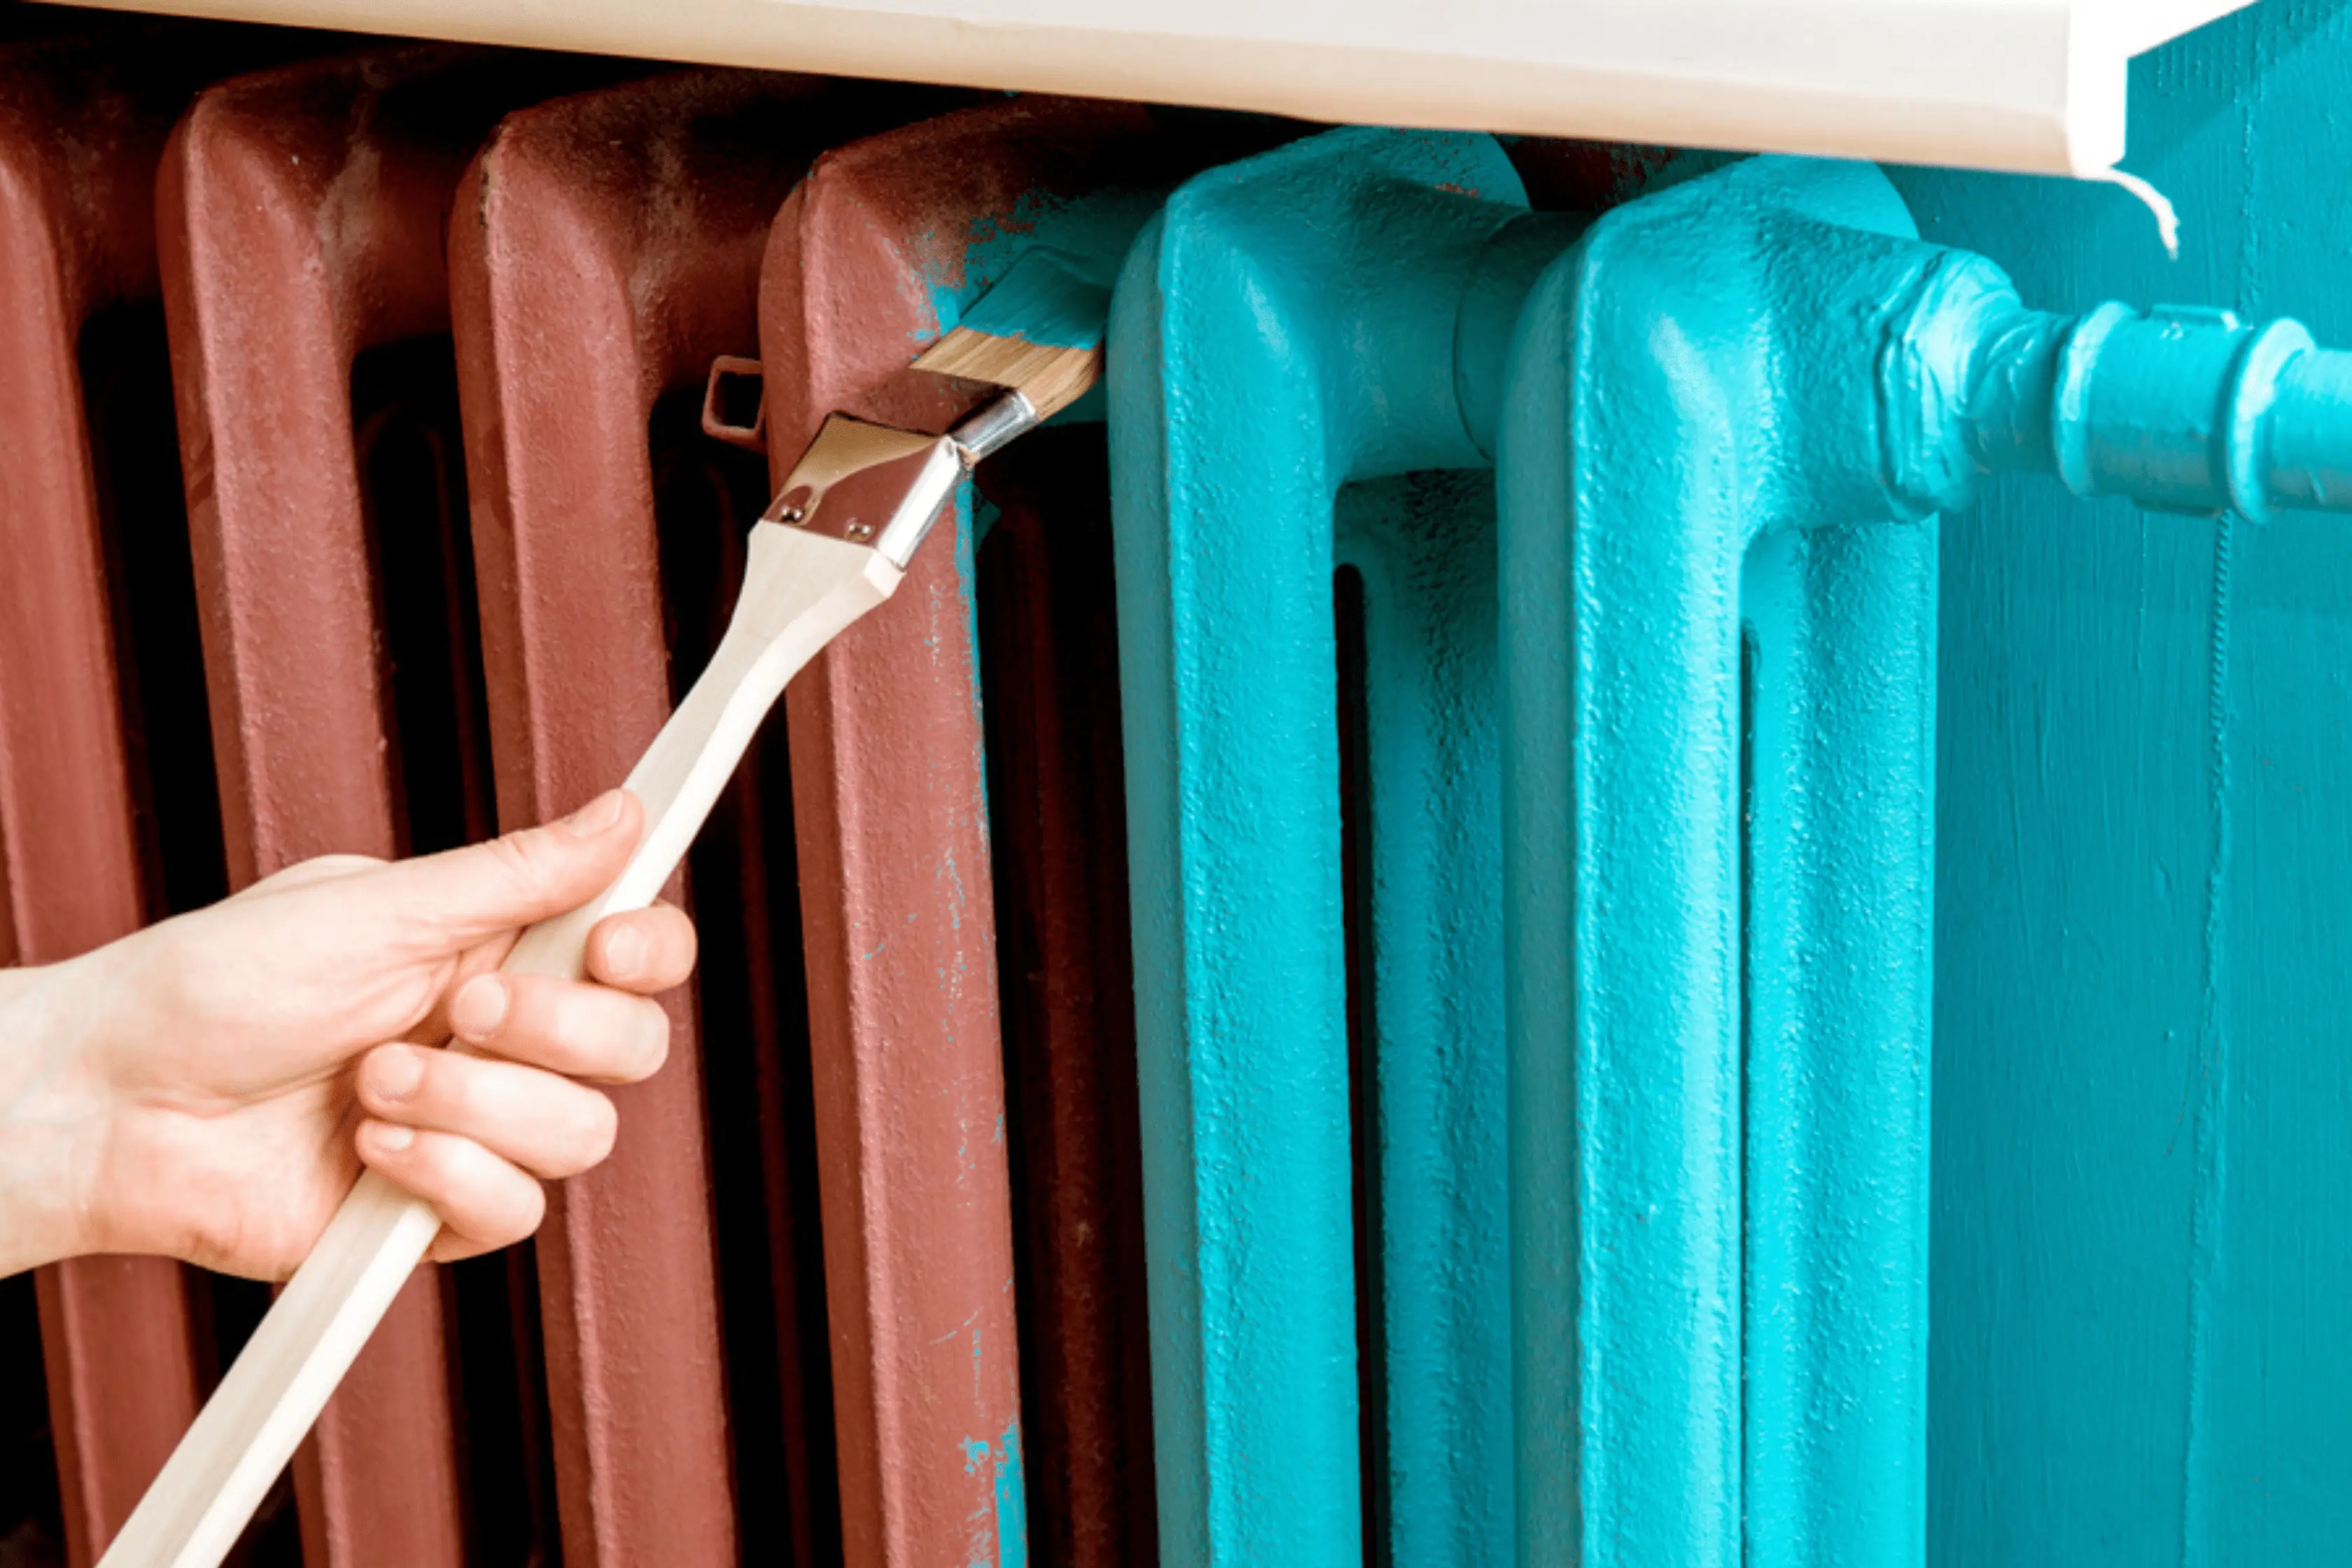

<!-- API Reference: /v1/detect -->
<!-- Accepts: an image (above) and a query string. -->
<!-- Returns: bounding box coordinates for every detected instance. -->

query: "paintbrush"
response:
[99,246,1111,1568]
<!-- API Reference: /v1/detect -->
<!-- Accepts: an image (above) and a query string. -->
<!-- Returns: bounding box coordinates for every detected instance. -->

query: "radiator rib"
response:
[1107,127,1534,1565]
[1110,132,1945,1567]
[754,95,1179,1568]
[153,46,608,1568]
[1492,157,1938,1567]
[0,36,226,1568]
[445,69,923,1565]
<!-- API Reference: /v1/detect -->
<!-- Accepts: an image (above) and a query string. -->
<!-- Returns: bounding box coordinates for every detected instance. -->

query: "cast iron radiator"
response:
[6,13,2352,1568]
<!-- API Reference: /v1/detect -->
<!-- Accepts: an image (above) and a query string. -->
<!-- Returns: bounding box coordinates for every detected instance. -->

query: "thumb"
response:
[367,789,644,953]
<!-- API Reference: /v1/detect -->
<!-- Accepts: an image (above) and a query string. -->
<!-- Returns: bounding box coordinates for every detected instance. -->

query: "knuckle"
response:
[398,1128,455,1186]
[484,832,561,905]
[657,908,699,979]
[241,852,384,899]
[494,1175,547,1245]
[283,852,383,885]
[433,1056,484,1124]
[629,1003,672,1079]
[141,921,230,1019]
[571,1092,619,1169]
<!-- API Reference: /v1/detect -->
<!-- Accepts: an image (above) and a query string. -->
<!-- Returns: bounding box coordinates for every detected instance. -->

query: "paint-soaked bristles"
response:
[914,332,1101,421]
[912,246,1112,421]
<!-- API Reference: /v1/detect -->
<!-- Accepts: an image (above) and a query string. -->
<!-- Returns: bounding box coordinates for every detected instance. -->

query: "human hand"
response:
[0,788,694,1278]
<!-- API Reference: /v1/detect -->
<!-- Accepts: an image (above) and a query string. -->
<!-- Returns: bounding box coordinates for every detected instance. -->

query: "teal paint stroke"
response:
[954,246,1112,351]
[961,1421,1028,1568]
[1878,2,2352,1560]
[900,165,1195,1568]
[927,180,1179,778]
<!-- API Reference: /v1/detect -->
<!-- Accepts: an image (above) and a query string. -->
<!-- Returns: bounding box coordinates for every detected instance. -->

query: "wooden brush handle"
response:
[101,526,901,1568]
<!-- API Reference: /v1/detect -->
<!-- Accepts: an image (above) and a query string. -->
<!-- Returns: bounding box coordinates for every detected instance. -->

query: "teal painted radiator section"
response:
[1497,158,1942,1568]
[1105,130,1532,1565]
[1103,36,2352,1558]
[1103,140,1952,1565]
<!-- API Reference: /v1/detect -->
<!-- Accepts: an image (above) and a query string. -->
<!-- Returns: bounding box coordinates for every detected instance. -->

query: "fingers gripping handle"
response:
[100,527,901,1568]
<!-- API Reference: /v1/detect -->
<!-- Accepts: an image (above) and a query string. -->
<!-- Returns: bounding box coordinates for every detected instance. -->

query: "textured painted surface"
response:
[155,46,601,1567]
[1497,158,1942,1568]
[0,34,222,1567]
[756,95,1194,1568]
[1338,470,1513,1568]
[1106,130,1968,1565]
[972,433,1161,1568]
[448,69,939,1565]
[1110,115,2352,1562]
[1882,3,2352,1559]
[1107,127,1536,1565]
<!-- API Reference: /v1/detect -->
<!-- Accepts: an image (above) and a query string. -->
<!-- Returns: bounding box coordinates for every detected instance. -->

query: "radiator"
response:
[4,16,2352,1568]
[1107,125,2352,1567]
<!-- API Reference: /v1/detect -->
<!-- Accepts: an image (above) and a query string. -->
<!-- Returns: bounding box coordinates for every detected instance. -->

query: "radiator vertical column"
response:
[0,36,242,1566]
[1106,127,1532,1565]
[1492,155,1939,1567]
[755,97,1186,1568]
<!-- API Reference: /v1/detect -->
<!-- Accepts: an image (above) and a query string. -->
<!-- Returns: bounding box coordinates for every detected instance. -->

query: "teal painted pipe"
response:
[1866,246,2352,526]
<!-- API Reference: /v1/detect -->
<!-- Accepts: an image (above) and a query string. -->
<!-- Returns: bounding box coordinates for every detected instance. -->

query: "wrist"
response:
[0,960,113,1273]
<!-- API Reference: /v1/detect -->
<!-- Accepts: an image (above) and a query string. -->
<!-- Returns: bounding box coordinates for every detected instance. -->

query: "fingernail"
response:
[372,1048,425,1103]
[370,1123,416,1154]
[452,976,510,1042]
[561,789,626,838]
[602,924,647,982]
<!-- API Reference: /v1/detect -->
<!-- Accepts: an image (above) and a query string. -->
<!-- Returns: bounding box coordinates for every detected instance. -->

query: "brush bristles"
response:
[912,328,1103,423]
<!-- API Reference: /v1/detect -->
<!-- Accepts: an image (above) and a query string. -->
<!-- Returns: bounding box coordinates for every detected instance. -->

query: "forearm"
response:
[0,961,104,1275]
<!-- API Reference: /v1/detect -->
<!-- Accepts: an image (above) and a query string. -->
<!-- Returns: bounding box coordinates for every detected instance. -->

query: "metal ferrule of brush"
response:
[762,391,1041,570]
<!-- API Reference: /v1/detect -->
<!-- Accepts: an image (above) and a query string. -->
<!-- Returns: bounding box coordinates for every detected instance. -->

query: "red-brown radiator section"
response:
[0,33,231,1568]
[447,67,946,1566]
[0,24,1164,1568]
[155,44,612,1568]
[755,95,1199,1567]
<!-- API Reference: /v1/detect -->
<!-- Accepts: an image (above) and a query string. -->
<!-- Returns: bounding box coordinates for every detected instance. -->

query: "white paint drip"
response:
[2090,164,2182,259]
